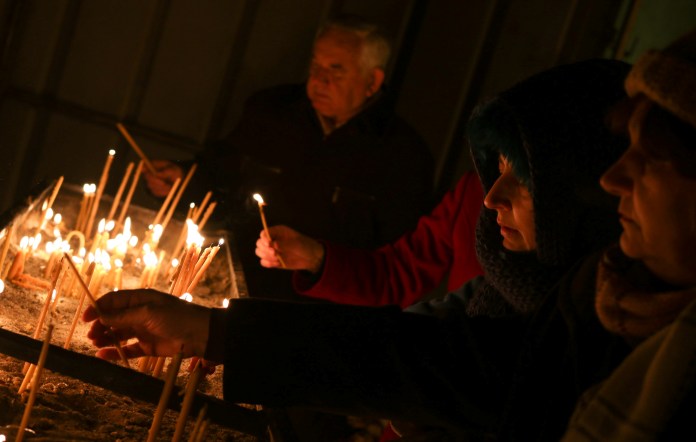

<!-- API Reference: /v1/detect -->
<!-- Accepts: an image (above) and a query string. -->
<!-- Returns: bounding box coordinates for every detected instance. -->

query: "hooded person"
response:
[562,28,696,442]
[84,59,633,440]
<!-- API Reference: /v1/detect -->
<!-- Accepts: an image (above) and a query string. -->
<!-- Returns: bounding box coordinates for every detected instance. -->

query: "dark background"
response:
[0,0,694,214]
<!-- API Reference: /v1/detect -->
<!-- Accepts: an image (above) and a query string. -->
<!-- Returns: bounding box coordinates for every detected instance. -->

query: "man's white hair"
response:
[316,15,391,73]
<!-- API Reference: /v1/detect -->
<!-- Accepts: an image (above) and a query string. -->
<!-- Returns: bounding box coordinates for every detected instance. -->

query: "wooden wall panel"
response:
[57,1,159,115]
[395,0,494,186]
[139,0,245,142]
[7,0,69,92]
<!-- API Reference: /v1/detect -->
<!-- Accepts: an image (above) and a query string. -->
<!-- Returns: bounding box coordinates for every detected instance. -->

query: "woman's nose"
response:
[484,175,512,211]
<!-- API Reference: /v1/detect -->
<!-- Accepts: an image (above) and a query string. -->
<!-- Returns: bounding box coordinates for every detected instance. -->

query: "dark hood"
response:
[465,59,631,316]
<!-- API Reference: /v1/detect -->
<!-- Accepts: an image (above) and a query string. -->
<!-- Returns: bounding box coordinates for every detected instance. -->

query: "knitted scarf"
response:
[595,244,696,340]
[466,209,566,317]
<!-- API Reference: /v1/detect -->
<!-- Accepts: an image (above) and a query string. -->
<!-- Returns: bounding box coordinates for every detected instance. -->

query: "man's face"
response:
[600,99,696,286]
[484,155,536,252]
[306,28,379,125]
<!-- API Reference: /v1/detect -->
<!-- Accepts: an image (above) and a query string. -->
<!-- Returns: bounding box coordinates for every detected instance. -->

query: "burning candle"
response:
[252,193,286,268]
[85,149,116,237]
[76,183,96,233]
[0,224,14,279]
[116,161,144,231]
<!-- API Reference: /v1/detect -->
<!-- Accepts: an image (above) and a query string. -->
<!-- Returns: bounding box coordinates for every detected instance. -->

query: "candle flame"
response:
[151,224,163,242]
[42,200,48,211]
[45,207,54,220]
[79,247,86,258]
[189,202,195,208]
[0,279,5,294]
[218,238,225,246]
[98,218,106,233]
[31,233,41,251]
[115,258,123,268]
[180,293,193,302]
[252,193,265,205]
[171,258,179,268]
[53,213,62,224]
[185,219,204,247]
[109,149,116,156]
[105,220,115,232]
[143,251,158,267]
[51,289,56,302]
[19,236,29,249]
[222,298,229,308]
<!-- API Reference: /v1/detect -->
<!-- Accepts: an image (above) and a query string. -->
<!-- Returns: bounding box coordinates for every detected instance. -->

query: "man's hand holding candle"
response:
[255,225,325,273]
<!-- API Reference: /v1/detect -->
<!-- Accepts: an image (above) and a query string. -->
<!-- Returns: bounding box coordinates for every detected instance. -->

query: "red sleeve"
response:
[293,172,484,308]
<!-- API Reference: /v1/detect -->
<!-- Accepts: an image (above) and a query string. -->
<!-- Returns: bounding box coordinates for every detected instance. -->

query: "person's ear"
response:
[367,68,385,97]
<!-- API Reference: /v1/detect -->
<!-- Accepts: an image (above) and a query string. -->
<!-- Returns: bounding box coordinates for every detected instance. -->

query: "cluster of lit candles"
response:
[0,133,278,440]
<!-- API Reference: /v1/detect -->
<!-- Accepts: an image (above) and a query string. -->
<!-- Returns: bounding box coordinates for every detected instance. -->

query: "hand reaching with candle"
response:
[142,159,184,197]
[83,289,211,361]
[255,225,325,273]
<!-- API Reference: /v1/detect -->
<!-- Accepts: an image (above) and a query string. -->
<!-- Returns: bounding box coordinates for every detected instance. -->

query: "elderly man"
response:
[144,15,434,301]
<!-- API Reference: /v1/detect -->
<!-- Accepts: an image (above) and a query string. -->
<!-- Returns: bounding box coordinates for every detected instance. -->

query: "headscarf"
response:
[465,59,630,317]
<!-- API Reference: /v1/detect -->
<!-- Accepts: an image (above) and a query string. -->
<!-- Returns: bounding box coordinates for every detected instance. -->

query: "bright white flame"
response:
[97,219,106,233]
[87,253,95,263]
[179,293,193,302]
[1,432,5,441]
[45,208,54,220]
[151,224,164,242]
[222,298,229,308]
[99,250,111,268]
[79,247,86,258]
[0,279,5,294]
[53,227,61,238]
[143,251,158,267]
[218,238,225,246]
[50,289,57,302]
[171,258,179,268]
[123,217,132,236]
[83,183,96,195]
[45,242,55,254]
[253,193,264,204]
[19,236,29,249]
[105,220,115,232]
[53,213,62,224]
[60,241,71,253]
[185,219,204,247]
[189,202,195,209]
[115,259,123,268]
[142,243,151,254]
[109,149,116,156]
[128,236,138,248]
[42,200,48,211]
[31,233,41,251]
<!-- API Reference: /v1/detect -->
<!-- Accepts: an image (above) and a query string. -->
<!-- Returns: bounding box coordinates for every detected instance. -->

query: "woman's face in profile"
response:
[484,155,536,252]
[600,99,696,286]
